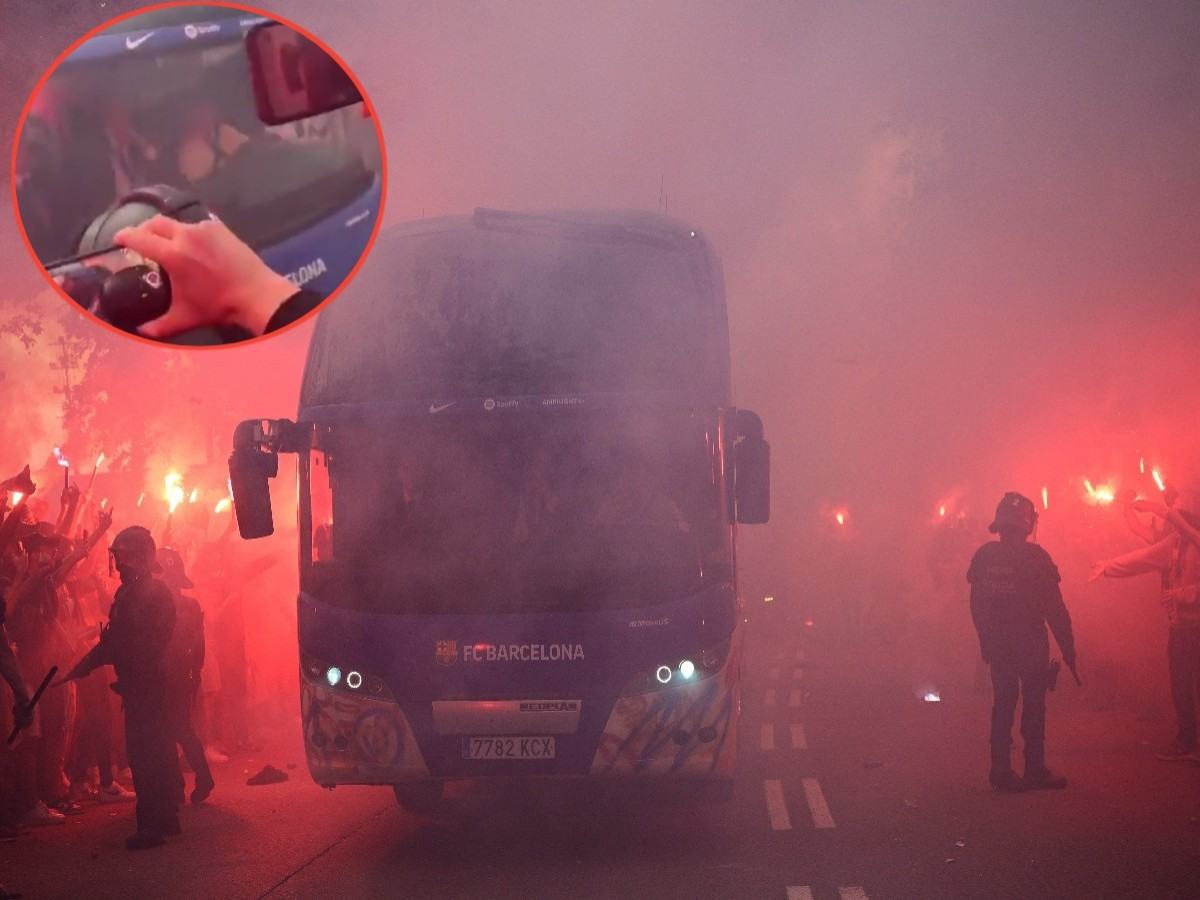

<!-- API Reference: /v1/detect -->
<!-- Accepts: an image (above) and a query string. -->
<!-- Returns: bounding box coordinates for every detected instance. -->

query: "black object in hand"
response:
[100,264,172,331]
[6,665,57,745]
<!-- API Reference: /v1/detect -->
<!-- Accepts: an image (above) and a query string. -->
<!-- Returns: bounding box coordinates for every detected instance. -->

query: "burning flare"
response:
[1152,469,1166,493]
[1084,478,1115,506]
[188,488,200,504]
[213,498,232,514]
[1041,486,1049,510]
[164,472,185,514]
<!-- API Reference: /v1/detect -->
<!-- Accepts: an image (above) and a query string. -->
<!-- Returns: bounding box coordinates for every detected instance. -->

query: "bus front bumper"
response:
[299,651,740,785]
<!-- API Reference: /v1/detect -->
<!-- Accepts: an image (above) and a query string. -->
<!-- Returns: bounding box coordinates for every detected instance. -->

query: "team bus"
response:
[228,208,770,811]
[16,5,381,339]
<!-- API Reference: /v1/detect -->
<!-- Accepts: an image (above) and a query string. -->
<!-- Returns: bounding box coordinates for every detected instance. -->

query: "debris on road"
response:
[247,765,289,786]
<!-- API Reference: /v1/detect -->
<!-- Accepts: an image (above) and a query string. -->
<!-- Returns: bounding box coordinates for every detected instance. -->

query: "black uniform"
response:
[165,589,213,800]
[968,539,1075,779]
[73,573,178,836]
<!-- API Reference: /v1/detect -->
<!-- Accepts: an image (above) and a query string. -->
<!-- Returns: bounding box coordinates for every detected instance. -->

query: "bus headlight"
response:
[302,654,392,700]
[620,638,732,696]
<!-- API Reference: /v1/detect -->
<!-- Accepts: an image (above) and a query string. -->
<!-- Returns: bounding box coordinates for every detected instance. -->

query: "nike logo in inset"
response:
[428,402,455,414]
[125,32,154,50]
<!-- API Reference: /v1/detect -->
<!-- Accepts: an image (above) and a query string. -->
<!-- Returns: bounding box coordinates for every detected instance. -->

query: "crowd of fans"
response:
[0,463,268,842]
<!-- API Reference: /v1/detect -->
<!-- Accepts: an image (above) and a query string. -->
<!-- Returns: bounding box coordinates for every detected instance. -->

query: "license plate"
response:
[463,736,556,760]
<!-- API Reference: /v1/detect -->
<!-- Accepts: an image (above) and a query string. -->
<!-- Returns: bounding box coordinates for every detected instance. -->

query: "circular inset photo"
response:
[12,2,385,346]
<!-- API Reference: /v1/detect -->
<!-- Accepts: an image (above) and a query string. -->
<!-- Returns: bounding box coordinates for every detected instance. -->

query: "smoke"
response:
[1,0,1199,708]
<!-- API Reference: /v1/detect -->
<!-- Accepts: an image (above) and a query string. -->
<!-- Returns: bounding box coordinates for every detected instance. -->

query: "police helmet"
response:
[988,492,1038,536]
[109,526,161,573]
[156,547,194,590]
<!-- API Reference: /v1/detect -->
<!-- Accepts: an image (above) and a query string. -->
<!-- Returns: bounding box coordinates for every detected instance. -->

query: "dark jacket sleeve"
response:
[1035,548,1075,663]
[967,548,994,662]
[66,632,113,681]
[265,289,323,333]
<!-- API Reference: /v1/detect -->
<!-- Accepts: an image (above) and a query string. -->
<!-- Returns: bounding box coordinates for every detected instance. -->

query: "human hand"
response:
[1131,499,1168,517]
[12,699,33,728]
[1088,561,1108,582]
[113,215,297,339]
[96,507,114,531]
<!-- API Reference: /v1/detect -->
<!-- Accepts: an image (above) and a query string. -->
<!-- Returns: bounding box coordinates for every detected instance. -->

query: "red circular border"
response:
[8,0,389,352]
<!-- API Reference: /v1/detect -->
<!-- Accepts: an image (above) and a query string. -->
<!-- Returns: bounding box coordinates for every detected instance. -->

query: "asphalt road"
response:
[3,604,1198,900]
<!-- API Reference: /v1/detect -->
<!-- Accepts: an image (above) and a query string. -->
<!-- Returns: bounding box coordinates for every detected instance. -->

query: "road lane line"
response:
[790,723,808,749]
[764,779,792,830]
[792,667,803,680]
[838,889,868,900]
[786,888,815,900]
[770,667,781,680]
[761,722,775,751]
[788,688,803,707]
[766,689,777,707]
[801,777,836,829]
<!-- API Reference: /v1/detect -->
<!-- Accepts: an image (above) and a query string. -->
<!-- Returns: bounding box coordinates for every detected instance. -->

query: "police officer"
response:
[157,547,214,804]
[968,492,1075,792]
[57,526,178,849]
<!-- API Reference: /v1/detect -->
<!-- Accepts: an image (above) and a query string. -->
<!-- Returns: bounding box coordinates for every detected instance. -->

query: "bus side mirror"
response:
[228,420,282,539]
[733,408,769,525]
[735,437,770,524]
[246,22,362,126]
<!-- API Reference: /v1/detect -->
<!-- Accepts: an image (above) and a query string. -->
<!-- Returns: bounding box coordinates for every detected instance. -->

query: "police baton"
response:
[1066,659,1083,687]
[6,665,57,745]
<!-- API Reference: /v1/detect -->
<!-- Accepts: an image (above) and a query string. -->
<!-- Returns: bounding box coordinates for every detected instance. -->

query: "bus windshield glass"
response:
[301,219,726,404]
[304,411,728,614]
[16,13,379,263]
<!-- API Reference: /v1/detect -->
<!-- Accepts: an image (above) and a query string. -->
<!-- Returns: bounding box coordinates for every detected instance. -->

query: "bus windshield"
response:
[304,411,729,614]
[16,16,379,262]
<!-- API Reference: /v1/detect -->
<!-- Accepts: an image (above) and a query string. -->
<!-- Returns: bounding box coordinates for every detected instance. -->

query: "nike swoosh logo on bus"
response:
[429,402,455,414]
[125,32,154,50]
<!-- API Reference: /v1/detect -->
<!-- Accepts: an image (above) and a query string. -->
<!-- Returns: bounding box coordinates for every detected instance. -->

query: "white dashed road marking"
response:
[790,723,808,750]
[801,777,836,829]
[761,722,775,751]
[764,779,792,831]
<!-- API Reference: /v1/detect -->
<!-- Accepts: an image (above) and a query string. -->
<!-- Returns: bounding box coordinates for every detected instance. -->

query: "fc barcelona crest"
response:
[435,640,458,666]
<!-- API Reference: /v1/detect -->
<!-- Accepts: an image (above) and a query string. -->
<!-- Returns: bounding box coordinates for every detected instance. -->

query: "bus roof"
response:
[300,208,731,413]
[63,8,267,64]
